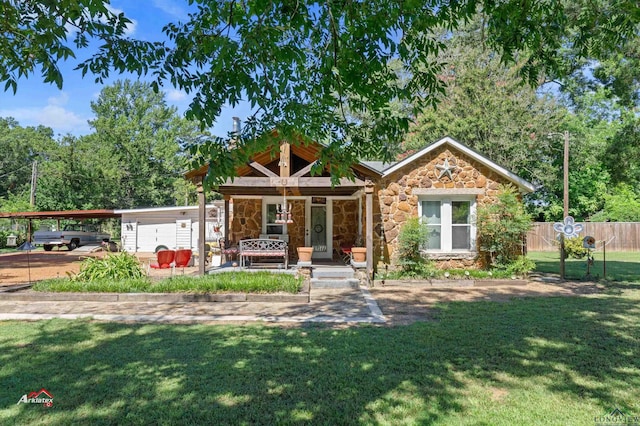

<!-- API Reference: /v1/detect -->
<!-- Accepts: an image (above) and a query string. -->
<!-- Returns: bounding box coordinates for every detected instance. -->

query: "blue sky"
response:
[0,0,247,138]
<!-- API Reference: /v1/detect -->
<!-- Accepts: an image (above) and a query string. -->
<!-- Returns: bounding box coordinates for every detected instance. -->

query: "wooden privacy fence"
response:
[526,222,640,252]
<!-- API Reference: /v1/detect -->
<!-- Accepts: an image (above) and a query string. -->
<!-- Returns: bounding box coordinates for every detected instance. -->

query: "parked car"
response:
[33,224,111,251]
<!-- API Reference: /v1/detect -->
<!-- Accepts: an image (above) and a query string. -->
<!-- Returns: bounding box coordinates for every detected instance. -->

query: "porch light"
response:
[275,188,294,224]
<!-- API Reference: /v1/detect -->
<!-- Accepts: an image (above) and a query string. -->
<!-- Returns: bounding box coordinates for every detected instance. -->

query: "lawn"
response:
[2,287,640,425]
[32,271,303,294]
[529,251,640,282]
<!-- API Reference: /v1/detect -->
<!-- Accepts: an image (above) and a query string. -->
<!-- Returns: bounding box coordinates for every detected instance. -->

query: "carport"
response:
[0,209,120,244]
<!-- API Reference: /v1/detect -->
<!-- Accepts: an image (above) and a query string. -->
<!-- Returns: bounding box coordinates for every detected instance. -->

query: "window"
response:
[265,203,284,234]
[419,197,475,252]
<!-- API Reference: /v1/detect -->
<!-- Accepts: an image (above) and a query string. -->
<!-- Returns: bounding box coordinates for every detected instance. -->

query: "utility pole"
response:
[30,161,38,206]
[548,132,570,280]
[28,161,38,243]
[560,131,569,280]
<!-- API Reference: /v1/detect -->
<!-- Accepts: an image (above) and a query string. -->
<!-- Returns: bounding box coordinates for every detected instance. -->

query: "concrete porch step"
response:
[310,278,359,289]
[312,267,354,279]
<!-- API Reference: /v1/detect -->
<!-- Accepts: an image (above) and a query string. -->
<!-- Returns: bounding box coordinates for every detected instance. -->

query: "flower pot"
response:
[351,247,366,262]
[297,247,313,262]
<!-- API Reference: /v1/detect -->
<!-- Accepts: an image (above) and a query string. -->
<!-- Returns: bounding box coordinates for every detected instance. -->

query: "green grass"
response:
[2,288,640,425]
[32,271,303,294]
[529,251,640,282]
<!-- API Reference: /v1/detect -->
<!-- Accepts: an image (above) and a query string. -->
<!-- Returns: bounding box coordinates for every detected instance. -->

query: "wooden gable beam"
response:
[248,161,278,177]
[291,160,318,177]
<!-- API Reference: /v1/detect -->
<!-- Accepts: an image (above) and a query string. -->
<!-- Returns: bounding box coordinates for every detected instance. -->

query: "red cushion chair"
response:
[150,250,176,269]
[174,249,193,268]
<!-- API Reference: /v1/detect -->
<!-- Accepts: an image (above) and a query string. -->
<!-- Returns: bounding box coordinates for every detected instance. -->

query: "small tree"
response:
[476,185,533,269]
[395,217,432,277]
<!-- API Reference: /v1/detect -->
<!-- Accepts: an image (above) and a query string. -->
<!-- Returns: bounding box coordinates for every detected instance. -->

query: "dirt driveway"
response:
[0,251,199,286]
[0,251,101,285]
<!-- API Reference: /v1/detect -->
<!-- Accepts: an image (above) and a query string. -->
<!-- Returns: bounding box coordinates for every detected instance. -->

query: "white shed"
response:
[115,203,225,253]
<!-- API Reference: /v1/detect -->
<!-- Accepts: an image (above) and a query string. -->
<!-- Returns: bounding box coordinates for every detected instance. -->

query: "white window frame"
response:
[262,197,288,235]
[418,196,477,253]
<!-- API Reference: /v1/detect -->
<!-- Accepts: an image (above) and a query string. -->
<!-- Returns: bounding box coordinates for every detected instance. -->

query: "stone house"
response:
[187,136,535,275]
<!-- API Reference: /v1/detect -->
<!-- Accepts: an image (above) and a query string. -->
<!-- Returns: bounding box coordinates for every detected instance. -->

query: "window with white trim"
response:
[419,197,476,252]
[265,203,284,234]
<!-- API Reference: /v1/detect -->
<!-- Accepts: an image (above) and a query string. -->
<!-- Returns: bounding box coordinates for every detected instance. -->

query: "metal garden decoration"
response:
[553,216,583,239]
[553,216,583,280]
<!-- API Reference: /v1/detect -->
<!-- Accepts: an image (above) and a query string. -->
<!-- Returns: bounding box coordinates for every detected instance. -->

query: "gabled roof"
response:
[380,136,536,193]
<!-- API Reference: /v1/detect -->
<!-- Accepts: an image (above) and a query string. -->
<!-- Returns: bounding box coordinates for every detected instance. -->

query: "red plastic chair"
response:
[150,250,176,269]
[174,249,193,267]
[339,245,353,264]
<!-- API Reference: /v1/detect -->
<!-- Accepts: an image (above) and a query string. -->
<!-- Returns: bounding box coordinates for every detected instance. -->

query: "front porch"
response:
[187,140,378,278]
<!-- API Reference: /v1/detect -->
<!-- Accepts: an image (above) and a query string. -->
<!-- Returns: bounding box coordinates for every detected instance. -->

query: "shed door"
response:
[176,219,192,249]
[121,220,138,252]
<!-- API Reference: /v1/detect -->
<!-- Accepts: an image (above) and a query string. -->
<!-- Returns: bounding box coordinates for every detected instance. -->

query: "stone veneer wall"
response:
[230,198,306,261]
[378,147,506,269]
[229,199,262,242]
[333,200,359,257]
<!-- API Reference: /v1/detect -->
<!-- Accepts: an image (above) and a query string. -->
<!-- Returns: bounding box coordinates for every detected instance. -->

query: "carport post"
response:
[197,178,206,276]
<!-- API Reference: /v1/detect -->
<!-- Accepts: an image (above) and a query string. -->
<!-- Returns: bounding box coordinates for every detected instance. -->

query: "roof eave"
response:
[381,136,535,193]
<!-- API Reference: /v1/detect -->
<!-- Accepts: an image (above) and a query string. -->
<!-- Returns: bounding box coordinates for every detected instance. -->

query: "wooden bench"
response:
[238,239,288,269]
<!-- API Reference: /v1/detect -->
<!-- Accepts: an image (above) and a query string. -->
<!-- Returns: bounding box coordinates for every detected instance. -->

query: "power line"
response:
[0,163,32,179]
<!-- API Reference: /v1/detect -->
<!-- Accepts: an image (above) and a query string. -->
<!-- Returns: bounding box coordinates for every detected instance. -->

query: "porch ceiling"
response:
[216,176,365,197]
[218,186,362,197]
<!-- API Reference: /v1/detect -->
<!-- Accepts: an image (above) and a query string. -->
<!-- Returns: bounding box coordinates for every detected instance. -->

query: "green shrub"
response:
[563,236,588,259]
[395,217,432,276]
[476,185,533,268]
[505,255,536,277]
[72,252,147,281]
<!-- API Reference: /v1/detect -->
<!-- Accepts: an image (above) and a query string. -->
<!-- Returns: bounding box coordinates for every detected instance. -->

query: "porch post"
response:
[197,178,206,276]
[224,196,230,243]
[365,179,374,282]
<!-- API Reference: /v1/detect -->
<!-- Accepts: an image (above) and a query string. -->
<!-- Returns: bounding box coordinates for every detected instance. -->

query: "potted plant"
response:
[297,246,313,262]
[351,247,366,262]
[351,234,366,262]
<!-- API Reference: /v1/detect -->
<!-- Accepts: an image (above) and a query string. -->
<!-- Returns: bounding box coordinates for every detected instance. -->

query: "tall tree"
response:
[2,1,638,184]
[87,80,201,209]
[0,118,55,201]
[402,22,572,215]
[36,135,106,211]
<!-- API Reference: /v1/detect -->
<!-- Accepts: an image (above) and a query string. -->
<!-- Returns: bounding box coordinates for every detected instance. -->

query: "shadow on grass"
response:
[1,294,639,424]
[531,251,640,282]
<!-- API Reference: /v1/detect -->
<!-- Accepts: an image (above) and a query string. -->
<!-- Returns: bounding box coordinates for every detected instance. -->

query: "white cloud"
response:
[165,89,187,102]
[47,92,69,106]
[152,0,189,20]
[0,94,90,135]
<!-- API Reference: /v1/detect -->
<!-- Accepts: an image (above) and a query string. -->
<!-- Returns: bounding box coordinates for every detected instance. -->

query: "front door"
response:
[307,199,332,259]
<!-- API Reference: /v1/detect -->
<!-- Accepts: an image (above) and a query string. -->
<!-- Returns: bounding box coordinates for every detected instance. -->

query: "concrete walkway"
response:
[0,287,386,324]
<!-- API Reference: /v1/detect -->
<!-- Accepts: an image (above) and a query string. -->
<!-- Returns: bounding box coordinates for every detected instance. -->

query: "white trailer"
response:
[115,203,224,253]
